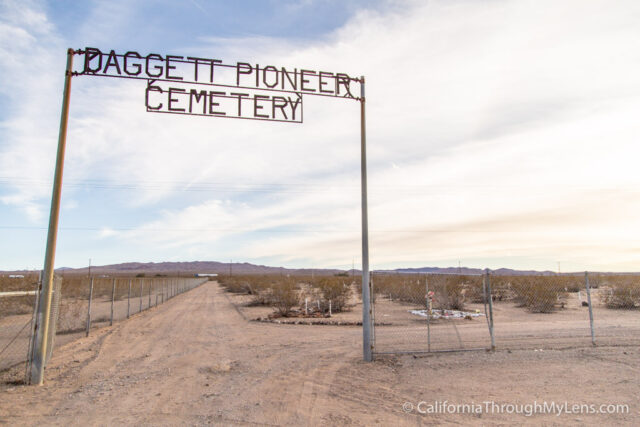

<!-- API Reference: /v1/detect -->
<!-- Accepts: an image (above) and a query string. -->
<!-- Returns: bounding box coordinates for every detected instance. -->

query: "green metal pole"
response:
[31,48,74,385]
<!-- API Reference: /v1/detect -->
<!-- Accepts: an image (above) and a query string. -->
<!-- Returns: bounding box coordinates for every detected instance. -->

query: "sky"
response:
[1,0,640,272]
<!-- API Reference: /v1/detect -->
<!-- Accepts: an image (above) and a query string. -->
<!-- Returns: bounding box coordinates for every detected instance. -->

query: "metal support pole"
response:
[585,272,596,346]
[148,280,152,308]
[31,48,74,386]
[26,271,44,383]
[86,278,94,337]
[359,76,372,362]
[127,279,132,318]
[485,270,495,351]
[110,278,115,326]
[139,280,143,313]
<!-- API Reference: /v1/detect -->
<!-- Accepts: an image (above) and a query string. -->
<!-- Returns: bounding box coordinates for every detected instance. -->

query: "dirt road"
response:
[1,282,638,425]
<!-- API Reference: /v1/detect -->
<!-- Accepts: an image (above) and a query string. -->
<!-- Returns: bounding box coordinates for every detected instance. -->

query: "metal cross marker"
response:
[31,47,371,385]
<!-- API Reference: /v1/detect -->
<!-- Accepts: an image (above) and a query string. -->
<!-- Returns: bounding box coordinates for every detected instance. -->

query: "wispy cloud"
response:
[2,0,640,270]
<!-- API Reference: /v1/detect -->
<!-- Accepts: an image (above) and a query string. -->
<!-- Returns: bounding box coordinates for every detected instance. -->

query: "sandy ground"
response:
[1,281,638,426]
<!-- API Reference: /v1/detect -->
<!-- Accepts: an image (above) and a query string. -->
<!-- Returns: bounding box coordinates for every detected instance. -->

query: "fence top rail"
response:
[0,290,38,297]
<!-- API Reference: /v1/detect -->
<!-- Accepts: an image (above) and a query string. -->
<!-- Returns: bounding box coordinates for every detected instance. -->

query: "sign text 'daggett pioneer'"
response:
[78,48,359,123]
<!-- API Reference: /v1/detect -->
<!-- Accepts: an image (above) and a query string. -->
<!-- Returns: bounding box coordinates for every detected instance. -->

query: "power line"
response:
[0,225,579,233]
[1,177,636,195]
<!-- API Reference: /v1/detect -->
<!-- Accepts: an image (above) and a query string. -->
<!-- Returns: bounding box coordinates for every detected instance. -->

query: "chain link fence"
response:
[371,273,491,354]
[371,271,640,356]
[0,274,208,383]
[0,274,39,376]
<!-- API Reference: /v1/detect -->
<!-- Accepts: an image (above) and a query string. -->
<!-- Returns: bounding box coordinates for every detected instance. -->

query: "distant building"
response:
[195,273,218,277]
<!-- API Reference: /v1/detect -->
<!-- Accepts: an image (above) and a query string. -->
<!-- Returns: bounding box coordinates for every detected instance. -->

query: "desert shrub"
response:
[351,274,364,299]
[247,278,276,306]
[430,275,467,310]
[467,275,514,303]
[489,276,515,301]
[217,275,251,293]
[511,276,567,313]
[558,275,583,293]
[0,274,39,292]
[271,278,300,316]
[371,274,469,310]
[316,277,352,312]
[604,277,640,309]
[371,275,422,305]
[587,274,602,289]
[59,275,90,299]
[404,280,427,306]
[0,294,35,317]
[0,274,39,318]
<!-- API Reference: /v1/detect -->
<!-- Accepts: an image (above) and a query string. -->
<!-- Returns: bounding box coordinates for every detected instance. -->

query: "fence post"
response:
[25,271,44,383]
[585,272,596,346]
[127,279,132,318]
[426,277,431,353]
[484,270,495,351]
[110,278,115,326]
[86,277,94,337]
[139,279,143,312]
[148,280,151,308]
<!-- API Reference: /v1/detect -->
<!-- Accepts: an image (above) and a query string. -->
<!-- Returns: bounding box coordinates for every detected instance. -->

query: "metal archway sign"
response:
[31,48,373,385]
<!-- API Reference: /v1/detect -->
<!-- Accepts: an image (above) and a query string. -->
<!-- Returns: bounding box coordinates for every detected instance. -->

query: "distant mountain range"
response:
[3,261,560,276]
[56,261,342,276]
[378,267,557,276]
